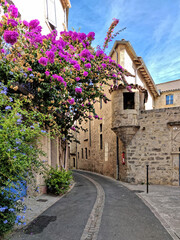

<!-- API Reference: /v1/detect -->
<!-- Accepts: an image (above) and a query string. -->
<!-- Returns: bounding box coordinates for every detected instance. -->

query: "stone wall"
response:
[126,107,180,185]
[28,136,70,196]
[155,90,180,109]
[76,83,119,179]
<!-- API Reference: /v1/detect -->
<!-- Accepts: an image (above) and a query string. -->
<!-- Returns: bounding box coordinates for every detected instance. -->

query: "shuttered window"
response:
[46,0,57,29]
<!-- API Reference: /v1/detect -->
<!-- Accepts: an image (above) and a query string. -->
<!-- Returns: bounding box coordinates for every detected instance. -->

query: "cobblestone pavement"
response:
[7,171,175,240]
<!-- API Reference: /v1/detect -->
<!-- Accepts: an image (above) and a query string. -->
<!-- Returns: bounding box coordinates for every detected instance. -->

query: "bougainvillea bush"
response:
[0,0,131,234]
[0,0,130,139]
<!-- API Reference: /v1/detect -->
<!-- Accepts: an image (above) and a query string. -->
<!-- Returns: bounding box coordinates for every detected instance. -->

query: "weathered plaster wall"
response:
[13,0,66,34]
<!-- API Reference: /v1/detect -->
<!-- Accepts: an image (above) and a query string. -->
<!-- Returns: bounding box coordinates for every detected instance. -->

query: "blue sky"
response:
[68,0,180,84]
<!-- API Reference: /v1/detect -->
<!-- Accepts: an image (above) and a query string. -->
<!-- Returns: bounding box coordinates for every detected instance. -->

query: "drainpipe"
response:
[75,138,78,169]
[179,148,180,185]
[114,49,120,180]
[116,136,120,180]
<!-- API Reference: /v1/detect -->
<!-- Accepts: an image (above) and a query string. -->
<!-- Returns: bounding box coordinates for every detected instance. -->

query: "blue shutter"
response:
[166,95,169,105]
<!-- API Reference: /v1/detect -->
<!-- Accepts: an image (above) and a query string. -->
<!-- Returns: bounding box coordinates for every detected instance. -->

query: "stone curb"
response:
[119,181,180,240]
[136,193,180,240]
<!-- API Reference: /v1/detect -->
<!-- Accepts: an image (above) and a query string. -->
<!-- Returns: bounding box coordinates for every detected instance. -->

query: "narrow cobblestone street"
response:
[9,171,173,240]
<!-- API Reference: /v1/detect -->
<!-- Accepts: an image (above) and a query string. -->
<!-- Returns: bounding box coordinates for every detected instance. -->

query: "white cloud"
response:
[69,0,180,84]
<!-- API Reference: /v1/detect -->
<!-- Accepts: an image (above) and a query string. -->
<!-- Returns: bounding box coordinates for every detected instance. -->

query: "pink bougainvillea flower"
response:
[1,49,5,53]
[23,20,29,27]
[45,71,50,76]
[27,68,32,71]
[3,30,19,45]
[75,87,82,94]
[78,32,87,41]
[4,13,9,18]
[38,57,48,66]
[7,19,18,27]
[8,5,18,18]
[96,50,104,57]
[57,76,64,83]
[84,63,91,69]
[83,71,88,77]
[45,50,55,63]
[112,74,117,78]
[68,98,75,105]
[63,81,67,87]
[109,59,115,63]
[112,18,119,25]
[74,64,80,71]
[70,59,78,65]
[75,77,80,81]
[80,49,91,58]
[80,57,85,62]
[88,115,92,119]
[29,19,40,29]
[52,74,58,79]
[70,126,76,131]
[94,115,99,119]
[87,32,95,40]
[101,63,106,68]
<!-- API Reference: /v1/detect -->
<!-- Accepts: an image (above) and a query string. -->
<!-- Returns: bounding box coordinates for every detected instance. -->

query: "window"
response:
[81,148,83,159]
[85,148,87,159]
[73,158,75,168]
[100,98,102,109]
[166,94,173,105]
[46,0,57,30]
[89,120,91,147]
[100,124,102,132]
[100,134,103,150]
[100,124,103,149]
[123,92,135,109]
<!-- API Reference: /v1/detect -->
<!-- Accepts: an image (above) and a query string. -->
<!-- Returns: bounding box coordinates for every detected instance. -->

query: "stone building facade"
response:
[155,79,180,109]
[70,40,180,186]
[111,87,180,186]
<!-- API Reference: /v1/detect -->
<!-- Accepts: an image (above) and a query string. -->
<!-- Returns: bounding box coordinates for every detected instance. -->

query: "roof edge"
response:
[109,40,159,98]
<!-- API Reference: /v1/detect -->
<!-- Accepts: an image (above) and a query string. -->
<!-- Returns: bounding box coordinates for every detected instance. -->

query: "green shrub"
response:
[45,168,73,195]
